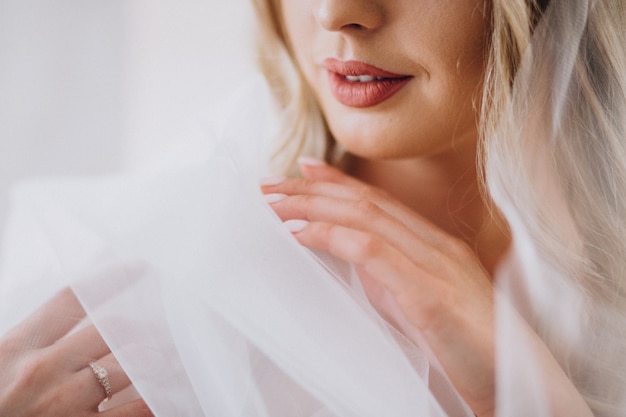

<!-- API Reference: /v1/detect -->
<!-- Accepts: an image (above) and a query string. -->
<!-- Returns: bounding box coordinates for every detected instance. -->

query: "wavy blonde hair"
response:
[250,0,328,176]
[485,1,626,415]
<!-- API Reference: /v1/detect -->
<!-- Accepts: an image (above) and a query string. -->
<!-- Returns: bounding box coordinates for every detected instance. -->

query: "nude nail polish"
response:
[285,219,309,233]
[297,156,326,167]
[260,175,286,186]
[264,193,287,204]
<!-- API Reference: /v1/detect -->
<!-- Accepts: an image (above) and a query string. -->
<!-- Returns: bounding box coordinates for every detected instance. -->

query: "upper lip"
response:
[322,58,411,79]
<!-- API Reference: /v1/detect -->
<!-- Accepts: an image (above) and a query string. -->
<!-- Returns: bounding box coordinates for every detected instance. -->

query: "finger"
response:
[287,220,430,300]
[262,176,450,249]
[261,176,366,203]
[49,325,110,371]
[93,353,133,396]
[288,219,452,331]
[270,193,442,268]
[97,399,154,417]
[5,260,151,350]
[289,219,494,329]
[4,288,86,349]
[71,352,133,409]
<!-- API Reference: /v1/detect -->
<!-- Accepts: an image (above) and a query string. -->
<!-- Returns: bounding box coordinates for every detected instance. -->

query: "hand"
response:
[0,288,153,417]
[261,160,497,416]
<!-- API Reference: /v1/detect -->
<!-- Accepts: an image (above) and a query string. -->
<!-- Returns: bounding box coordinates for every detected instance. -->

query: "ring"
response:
[88,361,112,401]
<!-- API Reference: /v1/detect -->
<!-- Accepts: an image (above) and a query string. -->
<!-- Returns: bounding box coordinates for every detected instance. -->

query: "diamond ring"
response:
[89,361,112,401]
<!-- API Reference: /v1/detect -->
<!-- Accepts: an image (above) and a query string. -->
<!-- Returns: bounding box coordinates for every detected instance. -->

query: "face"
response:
[280,0,492,160]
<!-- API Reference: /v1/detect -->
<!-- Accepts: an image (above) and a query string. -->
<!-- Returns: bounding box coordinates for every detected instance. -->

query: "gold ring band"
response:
[89,361,112,401]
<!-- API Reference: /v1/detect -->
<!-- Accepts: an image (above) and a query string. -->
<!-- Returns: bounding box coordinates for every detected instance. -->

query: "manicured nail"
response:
[284,219,309,233]
[297,156,326,167]
[260,175,286,186]
[264,193,287,204]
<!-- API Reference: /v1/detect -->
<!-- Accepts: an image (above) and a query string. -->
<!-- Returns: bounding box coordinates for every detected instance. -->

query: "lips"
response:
[323,58,413,108]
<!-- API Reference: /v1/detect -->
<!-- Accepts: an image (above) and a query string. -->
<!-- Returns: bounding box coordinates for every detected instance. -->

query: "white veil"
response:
[1,0,625,415]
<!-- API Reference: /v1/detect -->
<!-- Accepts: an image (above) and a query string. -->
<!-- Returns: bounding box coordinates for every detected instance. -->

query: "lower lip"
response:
[327,72,412,108]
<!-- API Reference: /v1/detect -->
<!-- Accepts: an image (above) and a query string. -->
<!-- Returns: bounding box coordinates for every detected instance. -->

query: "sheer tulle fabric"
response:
[0,81,471,416]
[1,0,625,415]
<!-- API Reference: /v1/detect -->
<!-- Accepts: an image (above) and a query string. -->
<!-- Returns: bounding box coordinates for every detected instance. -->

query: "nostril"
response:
[314,1,385,32]
[343,23,365,31]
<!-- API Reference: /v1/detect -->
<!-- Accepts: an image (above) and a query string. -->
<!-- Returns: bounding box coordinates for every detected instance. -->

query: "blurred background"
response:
[0,0,256,228]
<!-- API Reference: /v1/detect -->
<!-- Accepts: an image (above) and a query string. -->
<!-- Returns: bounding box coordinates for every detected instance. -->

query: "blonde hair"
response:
[481,0,547,152]
[485,0,626,415]
[486,0,626,294]
[251,0,328,176]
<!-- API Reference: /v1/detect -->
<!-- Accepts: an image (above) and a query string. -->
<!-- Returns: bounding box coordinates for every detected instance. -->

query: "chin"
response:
[327,118,434,161]
[330,129,407,160]
[326,115,394,158]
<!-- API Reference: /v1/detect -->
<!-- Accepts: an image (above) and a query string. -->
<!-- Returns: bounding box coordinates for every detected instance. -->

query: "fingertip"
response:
[284,219,309,233]
[297,157,328,178]
[260,175,287,187]
[264,193,287,204]
[297,156,327,168]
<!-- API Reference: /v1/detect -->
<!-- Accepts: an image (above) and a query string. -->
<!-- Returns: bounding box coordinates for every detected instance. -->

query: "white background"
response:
[0,0,256,225]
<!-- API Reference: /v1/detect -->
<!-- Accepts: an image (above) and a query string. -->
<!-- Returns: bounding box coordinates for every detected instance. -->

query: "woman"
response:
[0,0,624,416]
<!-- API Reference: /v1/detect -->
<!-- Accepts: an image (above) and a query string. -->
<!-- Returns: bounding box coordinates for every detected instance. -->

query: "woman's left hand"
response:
[0,289,154,417]
[261,159,496,417]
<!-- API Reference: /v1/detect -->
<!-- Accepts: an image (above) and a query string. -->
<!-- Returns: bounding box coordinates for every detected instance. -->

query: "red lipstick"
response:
[323,58,413,108]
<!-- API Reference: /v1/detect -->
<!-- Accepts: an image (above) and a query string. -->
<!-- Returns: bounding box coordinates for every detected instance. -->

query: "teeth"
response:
[345,75,378,82]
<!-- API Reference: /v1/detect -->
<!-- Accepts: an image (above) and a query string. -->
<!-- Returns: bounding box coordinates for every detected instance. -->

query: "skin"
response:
[262,0,595,416]
[0,289,154,417]
[280,0,506,274]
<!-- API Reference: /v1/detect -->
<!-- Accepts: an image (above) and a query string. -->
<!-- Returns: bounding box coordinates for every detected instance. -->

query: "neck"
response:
[349,146,510,277]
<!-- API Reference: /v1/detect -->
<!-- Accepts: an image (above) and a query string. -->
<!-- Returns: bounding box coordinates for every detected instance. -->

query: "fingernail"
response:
[297,156,326,167]
[284,219,309,233]
[264,193,287,204]
[260,175,286,186]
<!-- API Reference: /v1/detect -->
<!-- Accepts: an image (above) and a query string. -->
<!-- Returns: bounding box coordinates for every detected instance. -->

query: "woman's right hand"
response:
[263,160,595,417]
[0,288,153,417]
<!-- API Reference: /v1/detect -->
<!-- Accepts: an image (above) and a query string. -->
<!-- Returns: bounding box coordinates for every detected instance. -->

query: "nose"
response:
[314,0,385,32]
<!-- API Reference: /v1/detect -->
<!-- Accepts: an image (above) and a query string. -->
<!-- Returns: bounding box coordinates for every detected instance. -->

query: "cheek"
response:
[437,4,490,83]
